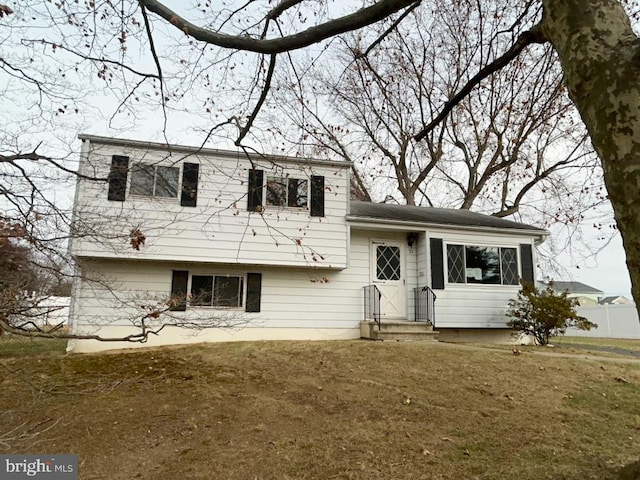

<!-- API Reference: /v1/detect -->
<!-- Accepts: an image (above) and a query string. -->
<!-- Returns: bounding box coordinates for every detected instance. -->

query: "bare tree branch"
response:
[235,54,277,146]
[266,0,306,21]
[138,0,421,54]
[414,25,547,141]
[140,4,169,138]
[360,1,421,58]
[20,40,159,80]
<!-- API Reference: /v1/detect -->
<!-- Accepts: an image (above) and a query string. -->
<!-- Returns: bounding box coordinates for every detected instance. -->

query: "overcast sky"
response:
[558,233,632,297]
[4,1,634,301]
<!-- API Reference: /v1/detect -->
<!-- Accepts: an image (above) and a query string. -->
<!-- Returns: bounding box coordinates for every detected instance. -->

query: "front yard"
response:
[2,339,640,479]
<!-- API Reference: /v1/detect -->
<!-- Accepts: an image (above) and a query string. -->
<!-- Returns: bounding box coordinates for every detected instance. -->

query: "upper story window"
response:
[447,244,519,285]
[130,164,179,198]
[108,156,200,206]
[266,176,308,208]
[248,169,324,216]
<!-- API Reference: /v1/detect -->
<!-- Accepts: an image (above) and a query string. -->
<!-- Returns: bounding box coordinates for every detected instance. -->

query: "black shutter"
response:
[180,163,199,207]
[169,270,189,312]
[310,175,325,217]
[246,273,262,312]
[107,155,129,201]
[247,169,264,211]
[520,244,534,283]
[430,238,445,290]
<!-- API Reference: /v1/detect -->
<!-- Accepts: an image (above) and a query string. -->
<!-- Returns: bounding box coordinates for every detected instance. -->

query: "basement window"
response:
[190,275,244,308]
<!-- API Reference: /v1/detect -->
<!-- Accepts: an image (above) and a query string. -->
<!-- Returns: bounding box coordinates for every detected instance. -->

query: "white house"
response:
[598,295,632,305]
[67,135,548,353]
[543,281,604,306]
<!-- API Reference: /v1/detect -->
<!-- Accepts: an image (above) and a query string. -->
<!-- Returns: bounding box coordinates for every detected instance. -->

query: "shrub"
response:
[506,281,596,345]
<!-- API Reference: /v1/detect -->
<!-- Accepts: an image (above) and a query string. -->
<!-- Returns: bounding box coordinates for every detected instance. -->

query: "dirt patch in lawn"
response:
[2,340,640,479]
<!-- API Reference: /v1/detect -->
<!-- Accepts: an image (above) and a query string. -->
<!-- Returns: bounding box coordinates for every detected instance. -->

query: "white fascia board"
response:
[346,216,549,242]
[78,134,352,169]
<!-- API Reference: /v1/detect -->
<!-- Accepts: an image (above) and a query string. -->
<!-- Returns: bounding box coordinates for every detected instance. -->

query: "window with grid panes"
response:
[376,245,401,281]
[447,245,519,285]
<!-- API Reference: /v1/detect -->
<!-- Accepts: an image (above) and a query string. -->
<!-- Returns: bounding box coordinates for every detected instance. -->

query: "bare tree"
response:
[273,2,603,216]
[2,0,640,472]
[265,2,611,278]
[1,0,640,330]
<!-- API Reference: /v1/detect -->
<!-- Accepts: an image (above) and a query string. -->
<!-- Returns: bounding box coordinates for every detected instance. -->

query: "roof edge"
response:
[78,134,352,168]
[347,215,549,239]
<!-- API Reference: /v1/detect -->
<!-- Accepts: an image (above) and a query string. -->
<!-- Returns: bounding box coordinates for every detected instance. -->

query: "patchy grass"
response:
[0,334,67,356]
[555,336,640,352]
[1,340,640,479]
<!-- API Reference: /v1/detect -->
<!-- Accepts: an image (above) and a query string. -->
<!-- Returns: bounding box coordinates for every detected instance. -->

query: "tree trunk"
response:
[541,0,640,313]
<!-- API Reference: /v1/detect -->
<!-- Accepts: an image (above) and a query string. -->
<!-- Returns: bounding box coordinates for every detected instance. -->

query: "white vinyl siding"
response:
[72,140,349,269]
[70,247,371,334]
[429,230,534,328]
[68,229,540,352]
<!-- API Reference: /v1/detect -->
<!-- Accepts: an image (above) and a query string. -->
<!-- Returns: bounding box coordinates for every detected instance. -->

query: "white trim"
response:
[187,272,247,310]
[79,134,353,168]
[444,242,521,287]
[347,217,548,240]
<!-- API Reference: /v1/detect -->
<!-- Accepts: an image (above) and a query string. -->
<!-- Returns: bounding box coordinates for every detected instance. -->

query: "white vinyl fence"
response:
[566,304,640,339]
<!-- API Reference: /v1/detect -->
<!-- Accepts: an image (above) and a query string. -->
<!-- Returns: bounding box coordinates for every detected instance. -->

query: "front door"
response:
[372,240,406,319]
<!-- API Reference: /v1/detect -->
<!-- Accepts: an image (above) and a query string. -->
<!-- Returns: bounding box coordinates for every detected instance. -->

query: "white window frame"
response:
[265,175,309,209]
[446,243,520,286]
[130,163,180,199]
[188,273,245,309]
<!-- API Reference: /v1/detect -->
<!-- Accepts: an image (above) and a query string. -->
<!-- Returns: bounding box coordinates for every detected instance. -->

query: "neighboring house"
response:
[14,296,70,329]
[599,295,632,305]
[544,281,604,306]
[67,135,548,352]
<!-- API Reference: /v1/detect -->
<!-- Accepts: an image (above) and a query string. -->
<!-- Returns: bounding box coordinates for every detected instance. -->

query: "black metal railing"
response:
[414,286,436,326]
[363,285,382,330]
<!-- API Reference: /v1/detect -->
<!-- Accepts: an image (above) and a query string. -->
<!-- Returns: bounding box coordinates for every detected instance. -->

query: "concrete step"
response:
[377,321,435,333]
[373,330,440,342]
[360,321,439,341]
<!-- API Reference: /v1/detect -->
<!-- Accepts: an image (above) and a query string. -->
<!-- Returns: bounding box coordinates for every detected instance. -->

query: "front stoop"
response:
[360,320,439,341]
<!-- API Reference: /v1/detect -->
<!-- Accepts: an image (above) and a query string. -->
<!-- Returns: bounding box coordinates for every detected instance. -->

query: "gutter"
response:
[346,215,549,242]
[78,134,353,168]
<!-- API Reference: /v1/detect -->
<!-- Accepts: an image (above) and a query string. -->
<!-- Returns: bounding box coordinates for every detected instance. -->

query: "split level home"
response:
[67,135,548,353]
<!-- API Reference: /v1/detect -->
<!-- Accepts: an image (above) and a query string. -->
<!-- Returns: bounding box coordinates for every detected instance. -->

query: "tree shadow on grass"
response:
[618,460,640,480]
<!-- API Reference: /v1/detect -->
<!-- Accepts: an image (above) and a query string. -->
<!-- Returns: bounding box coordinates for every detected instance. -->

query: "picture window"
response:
[447,245,519,285]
